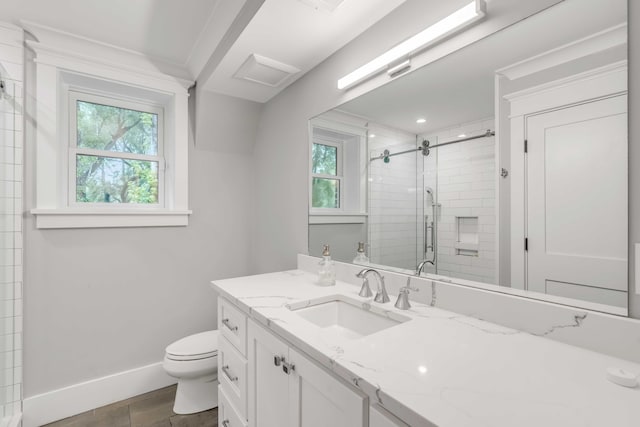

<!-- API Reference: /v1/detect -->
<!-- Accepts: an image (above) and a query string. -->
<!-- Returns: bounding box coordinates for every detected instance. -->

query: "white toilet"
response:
[163,330,219,414]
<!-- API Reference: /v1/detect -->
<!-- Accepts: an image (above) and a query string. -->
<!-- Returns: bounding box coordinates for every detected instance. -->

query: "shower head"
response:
[424,186,435,207]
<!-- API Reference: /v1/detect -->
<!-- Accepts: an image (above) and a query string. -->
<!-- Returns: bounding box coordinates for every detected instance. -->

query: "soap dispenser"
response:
[317,244,336,286]
[353,242,369,265]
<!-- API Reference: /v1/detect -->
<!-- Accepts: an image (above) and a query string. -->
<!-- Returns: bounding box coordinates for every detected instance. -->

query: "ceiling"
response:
[2,0,219,66]
[201,0,406,102]
[1,0,406,103]
[337,0,627,135]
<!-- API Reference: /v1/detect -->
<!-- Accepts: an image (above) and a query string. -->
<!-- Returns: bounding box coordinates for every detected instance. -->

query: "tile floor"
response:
[44,385,218,427]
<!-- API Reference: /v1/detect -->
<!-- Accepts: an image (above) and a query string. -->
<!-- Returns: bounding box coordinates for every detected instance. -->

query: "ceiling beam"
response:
[196,0,266,86]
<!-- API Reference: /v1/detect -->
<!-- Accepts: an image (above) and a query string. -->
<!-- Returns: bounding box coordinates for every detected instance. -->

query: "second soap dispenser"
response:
[317,244,336,286]
[353,242,369,265]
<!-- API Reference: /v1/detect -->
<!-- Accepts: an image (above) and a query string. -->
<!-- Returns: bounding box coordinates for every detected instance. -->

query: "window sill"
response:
[31,209,192,229]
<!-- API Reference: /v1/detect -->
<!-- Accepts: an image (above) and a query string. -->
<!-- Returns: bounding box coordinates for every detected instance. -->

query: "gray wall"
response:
[308,223,367,263]
[23,90,262,396]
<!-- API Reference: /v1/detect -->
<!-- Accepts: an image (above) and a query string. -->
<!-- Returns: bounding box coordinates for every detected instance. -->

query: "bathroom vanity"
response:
[211,260,640,427]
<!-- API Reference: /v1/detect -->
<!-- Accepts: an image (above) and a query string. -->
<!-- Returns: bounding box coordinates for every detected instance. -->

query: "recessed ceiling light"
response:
[458,133,467,138]
[369,134,376,138]
[416,118,426,124]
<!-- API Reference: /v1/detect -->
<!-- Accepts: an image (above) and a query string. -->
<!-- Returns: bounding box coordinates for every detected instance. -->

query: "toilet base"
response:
[173,375,219,415]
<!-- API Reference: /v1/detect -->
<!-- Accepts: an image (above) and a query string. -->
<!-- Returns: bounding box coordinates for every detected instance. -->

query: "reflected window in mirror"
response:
[309,119,367,216]
[311,141,342,209]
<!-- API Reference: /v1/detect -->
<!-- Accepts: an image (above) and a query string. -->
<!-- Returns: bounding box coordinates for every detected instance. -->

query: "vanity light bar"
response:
[337,0,486,90]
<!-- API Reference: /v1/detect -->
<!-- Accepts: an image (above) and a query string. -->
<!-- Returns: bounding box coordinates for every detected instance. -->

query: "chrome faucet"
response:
[416,259,434,276]
[356,268,390,303]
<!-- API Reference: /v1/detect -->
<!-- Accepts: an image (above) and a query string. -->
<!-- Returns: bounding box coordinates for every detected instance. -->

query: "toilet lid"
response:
[165,330,219,360]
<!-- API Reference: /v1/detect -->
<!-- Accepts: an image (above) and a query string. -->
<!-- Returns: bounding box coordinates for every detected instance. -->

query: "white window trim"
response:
[26,24,192,228]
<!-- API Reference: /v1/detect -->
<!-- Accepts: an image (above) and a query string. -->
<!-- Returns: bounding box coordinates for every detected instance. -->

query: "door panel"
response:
[526,95,627,296]
[247,320,289,427]
[289,348,366,427]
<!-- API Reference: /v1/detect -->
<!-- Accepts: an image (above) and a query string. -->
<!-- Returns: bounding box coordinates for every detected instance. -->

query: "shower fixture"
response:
[370,130,494,162]
[424,186,435,207]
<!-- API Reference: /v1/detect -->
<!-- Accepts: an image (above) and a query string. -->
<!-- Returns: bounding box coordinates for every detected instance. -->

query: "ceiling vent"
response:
[233,54,300,87]
[298,0,346,13]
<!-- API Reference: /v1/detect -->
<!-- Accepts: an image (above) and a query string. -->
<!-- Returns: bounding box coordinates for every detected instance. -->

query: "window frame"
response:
[27,27,193,229]
[67,90,166,209]
[311,137,344,211]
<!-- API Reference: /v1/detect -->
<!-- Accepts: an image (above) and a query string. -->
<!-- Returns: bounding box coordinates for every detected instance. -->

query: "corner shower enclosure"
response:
[0,24,24,425]
[367,118,498,284]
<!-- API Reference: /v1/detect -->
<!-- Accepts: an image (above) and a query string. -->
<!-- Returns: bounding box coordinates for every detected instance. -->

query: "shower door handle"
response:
[430,221,435,251]
[425,220,434,252]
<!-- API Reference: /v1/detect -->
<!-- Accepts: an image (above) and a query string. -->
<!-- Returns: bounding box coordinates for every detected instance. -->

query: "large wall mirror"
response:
[308,0,628,315]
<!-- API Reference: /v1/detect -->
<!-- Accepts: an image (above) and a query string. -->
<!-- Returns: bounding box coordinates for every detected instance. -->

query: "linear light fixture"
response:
[337,0,486,90]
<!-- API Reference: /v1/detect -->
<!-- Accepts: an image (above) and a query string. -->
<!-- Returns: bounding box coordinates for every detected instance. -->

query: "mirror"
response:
[308,0,628,315]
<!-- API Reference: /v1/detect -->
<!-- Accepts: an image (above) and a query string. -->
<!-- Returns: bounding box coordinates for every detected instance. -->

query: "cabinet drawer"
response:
[219,335,248,419]
[219,385,248,427]
[219,297,247,355]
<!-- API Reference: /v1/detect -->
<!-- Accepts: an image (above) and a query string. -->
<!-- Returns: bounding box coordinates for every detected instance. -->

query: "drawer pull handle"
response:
[222,318,238,332]
[274,355,283,367]
[222,420,230,427]
[222,365,238,382]
[282,360,295,375]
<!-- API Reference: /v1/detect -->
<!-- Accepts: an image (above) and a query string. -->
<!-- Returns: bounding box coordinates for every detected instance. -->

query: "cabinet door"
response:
[247,320,289,427]
[370,404,410,427]
[288,347,366,427]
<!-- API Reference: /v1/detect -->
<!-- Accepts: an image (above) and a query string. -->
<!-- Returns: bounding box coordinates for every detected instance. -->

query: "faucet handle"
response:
[395,284,418,310]
[400,284,420,293]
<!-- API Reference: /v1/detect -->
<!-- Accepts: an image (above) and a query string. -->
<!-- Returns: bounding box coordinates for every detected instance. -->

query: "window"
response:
[311,140,343,209]
[69,92,164,207]
[28,28,192,229]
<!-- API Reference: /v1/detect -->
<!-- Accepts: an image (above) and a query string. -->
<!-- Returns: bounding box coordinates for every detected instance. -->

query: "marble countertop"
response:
[211,270,640,427]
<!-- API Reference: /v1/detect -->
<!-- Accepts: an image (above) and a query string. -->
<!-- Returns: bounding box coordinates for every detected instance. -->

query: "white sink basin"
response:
[287,295,410,340]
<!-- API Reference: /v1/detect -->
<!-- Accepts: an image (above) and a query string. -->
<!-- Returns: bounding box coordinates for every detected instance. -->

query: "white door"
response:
[247,320,290,427]
[526,95,627,303]
[288,347,366,427]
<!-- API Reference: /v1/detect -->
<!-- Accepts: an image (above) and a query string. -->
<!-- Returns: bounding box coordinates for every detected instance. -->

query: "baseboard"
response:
[0,413,22,427]
[22,362,176,427]
[9,413,22,427]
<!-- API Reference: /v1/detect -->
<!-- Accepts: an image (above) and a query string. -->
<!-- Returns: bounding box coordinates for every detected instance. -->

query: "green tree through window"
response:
[312,142,340,208]
[75,100,160,204]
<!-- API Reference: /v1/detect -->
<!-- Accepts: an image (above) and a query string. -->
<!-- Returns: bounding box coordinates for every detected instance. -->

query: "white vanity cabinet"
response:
[218,298,250,427]
[247,318,367,427]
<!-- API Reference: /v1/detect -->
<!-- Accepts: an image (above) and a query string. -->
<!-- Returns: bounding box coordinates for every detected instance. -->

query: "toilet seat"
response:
[165,330,219,361]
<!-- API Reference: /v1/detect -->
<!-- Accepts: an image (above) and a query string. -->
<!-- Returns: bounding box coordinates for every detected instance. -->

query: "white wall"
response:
[368,127,418,270]
[422,118,497,284]
[22,89,261,397]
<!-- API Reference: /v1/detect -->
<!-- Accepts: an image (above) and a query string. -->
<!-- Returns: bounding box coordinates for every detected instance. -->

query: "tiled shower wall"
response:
[0,23,23,421]
[422,117,498,284]
[368,126,420,270]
